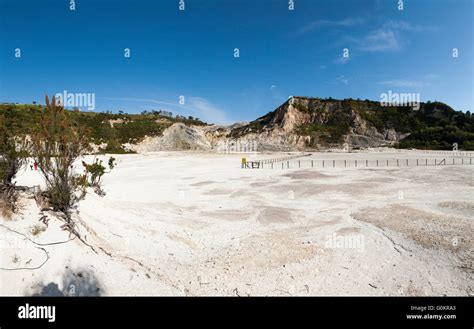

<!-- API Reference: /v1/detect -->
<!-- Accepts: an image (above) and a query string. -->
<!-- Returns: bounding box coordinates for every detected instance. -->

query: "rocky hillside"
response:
[228,97,474,150]
[2,97,473,152]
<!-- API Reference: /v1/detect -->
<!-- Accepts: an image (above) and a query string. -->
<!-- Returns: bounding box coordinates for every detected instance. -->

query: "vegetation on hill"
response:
[2,98,473,151]
[0,103,207,153]
[244,97,474,150]
[0,113,29,216]
[359,100,474,150]
[295,99,354,144]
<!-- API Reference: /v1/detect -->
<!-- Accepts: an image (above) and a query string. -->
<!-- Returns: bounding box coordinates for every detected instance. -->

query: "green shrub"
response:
[79,157,117,196]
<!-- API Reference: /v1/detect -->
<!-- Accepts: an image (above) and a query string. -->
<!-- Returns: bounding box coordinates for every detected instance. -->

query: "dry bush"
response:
[0,114,29,217]
[34,186,50,210]
[31,95,90,219]
[31,224,47,236]
[0,198,13,219]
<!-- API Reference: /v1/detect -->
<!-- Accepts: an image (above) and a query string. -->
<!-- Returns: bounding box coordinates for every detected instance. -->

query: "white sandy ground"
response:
[0,151,472,296]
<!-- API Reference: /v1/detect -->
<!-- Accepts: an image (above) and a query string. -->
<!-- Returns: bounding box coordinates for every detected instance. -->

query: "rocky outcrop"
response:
[131,123,212,152]
[125,97,463,152]
[228,97,423,150]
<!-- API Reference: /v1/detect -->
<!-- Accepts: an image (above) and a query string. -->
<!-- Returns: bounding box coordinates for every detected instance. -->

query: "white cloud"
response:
[357,29,401,52]
[325,75,351,85]
[333,56,350,65]
[296,17,365,35]
[102,97,178,107]
[187,97,231,125]
[102,96,231,125]
[350,20,435,53]
[382,20,437,32]
[380,74,438,88]
[336,76,350,85]
[380,79,424,88]
[296,18,434,55]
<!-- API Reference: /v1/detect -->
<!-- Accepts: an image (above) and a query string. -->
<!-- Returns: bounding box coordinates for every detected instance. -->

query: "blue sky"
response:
[0,0,472,124]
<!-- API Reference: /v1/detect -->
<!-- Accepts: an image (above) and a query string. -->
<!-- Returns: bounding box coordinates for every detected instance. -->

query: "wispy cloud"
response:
[336,76,350,85]
[351,20,435,53]
[380,79,424,88]
[296,17,365,35]
[186,97,231,125]
[356,29,401,52]
[333,56,350,65]
[268,84,286,102]
[326,75,350,85]
[101,97,178,107]
[380,74,438,88]
[297,18,435,63]
[102,96,231,125]
[382,20,437,32]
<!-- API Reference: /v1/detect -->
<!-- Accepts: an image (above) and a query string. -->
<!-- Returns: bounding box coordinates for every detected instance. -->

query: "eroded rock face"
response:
[131,123,212,152]
[226,97,417,150]
[351,112,380,137]
[126,97,430,152]
[268,102,312,133]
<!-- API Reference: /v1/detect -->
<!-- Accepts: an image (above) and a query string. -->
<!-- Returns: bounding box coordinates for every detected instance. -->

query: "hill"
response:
[1,97,473,152]
[0,103,207,153]
[230,97,474,150]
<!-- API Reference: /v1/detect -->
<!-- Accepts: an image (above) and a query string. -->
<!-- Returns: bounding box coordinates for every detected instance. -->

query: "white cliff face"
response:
[130,123,212,152]
[231,97,414,150]
[125,97,414,152]
[269,103,312,133]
